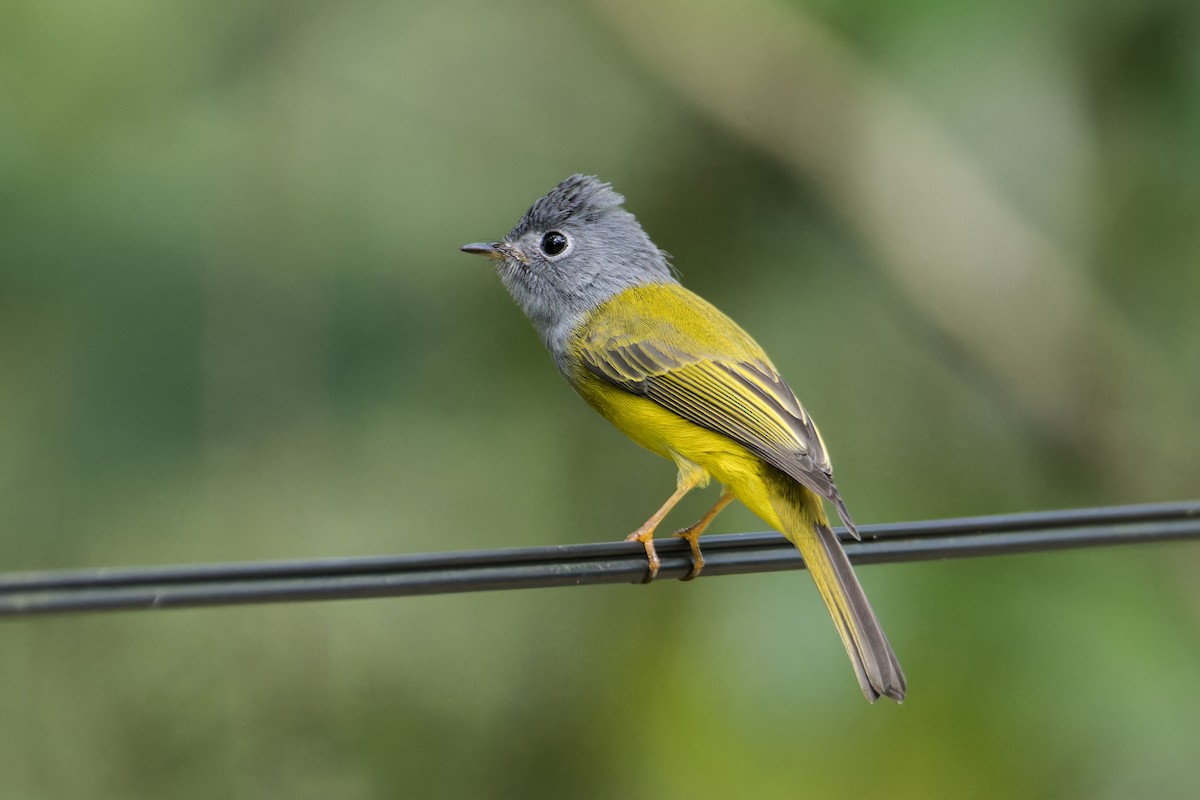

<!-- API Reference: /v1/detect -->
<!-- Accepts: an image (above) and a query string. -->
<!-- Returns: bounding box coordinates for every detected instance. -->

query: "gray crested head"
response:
[461,174,675,361]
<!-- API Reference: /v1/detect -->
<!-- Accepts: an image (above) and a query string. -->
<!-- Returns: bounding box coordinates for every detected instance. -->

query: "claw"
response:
[626,529,661,582]
[668,488,735,581]
[672,526,706,581]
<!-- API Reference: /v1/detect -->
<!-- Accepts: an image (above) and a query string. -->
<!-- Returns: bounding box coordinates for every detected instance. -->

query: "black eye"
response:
[540,231,568,256]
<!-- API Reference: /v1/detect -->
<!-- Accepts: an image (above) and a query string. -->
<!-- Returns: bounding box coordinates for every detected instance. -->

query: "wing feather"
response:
[580,326,859,537]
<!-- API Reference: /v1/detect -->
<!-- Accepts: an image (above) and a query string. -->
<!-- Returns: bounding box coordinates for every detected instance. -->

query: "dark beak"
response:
[460,241,527,263]
[460,242,503,258]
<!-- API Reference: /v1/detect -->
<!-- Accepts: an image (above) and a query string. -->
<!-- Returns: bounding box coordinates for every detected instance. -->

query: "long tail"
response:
[770,485,906,702]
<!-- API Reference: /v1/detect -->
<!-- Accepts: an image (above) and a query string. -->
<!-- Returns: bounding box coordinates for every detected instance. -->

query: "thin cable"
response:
[2,501,1197,617]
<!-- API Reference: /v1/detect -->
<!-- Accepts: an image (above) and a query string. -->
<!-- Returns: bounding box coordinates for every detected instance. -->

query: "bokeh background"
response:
[3,0,1199,797]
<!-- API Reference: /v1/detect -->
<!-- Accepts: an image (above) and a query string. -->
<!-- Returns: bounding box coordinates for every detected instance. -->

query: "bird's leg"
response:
[673,488,735,581]
[627,470,705,582]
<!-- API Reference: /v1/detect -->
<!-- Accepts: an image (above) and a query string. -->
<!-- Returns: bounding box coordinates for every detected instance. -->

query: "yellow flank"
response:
[565,282,827,535]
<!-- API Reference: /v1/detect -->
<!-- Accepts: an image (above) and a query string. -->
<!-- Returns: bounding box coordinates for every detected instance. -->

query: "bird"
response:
[462,174,905,702]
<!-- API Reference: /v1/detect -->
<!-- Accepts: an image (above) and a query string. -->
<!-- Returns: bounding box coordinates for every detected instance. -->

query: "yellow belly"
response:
[571,370,786,531]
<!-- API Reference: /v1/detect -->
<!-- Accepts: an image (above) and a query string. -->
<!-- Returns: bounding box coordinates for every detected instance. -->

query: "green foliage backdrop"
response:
[2,0,1199,797]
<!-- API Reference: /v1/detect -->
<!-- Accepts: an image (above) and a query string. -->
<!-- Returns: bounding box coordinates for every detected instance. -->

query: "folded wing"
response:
[579,331,859,538]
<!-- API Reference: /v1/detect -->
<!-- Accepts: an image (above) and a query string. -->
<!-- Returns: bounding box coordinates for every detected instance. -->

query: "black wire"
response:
[2,501,1197,618]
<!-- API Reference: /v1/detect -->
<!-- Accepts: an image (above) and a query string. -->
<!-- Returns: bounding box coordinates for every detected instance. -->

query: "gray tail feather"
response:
[814,522,906,702]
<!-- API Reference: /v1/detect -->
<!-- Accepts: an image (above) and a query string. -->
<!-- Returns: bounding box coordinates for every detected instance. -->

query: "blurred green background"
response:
[3,0,1199,797]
